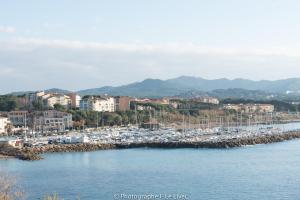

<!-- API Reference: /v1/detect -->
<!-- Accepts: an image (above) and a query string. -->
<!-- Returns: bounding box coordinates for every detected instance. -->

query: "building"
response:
[0,117,9,134]
[8,111,29,127]
[80,96,115,112]
[132,98,170,105]
[193,96,219,105]
[223,104,275,113]
[135,104,154,111]
[170,101,179,109]
[114,96,131,111]
[8,110,73,132]
[43,94,71,108]
[28,91,45,104]
[130,98,170,110]
[34,110,73,132]
[67,93,81,108]
[27,91,72,109]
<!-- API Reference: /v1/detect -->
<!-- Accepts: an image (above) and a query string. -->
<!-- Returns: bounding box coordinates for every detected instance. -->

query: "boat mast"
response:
[24,112,27,141]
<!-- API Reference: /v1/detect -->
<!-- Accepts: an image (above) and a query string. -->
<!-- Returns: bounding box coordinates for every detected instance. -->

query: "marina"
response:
[20,122,300,147]
[1,122,300,161]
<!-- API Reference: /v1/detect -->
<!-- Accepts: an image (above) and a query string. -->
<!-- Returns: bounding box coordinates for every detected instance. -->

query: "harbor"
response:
[1,122,300,160]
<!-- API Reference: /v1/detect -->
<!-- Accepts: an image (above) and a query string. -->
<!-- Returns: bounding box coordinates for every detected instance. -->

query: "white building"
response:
[80,96,115,112]
[43,94,71,108]
[27,91,72,109]
[223,104,275,113]
[193,96,220,105]
[0,117,9,134]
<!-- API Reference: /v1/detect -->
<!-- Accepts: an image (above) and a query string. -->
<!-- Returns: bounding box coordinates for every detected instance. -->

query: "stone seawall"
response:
[116,131,300,149]
[1,131,300,160]
[0,143,116,160]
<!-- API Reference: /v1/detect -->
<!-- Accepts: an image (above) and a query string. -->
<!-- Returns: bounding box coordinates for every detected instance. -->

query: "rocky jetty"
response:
[116,131,300,149]
[26,143,116,154]
[0,143,116,161]
[0,144,42,160]
[1,131,300,161]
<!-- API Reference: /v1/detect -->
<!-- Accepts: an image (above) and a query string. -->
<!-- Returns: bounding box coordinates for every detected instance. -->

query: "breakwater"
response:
[0,143,116,160]
[117,131,300,149]
[2,131,300,160]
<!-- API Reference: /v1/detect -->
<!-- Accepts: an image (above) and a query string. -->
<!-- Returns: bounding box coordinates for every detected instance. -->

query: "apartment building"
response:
[132,98,170,105]
[43,94,71,108]
[34,110,73,132]
[114,96,131,111]
[27,91,72,109]
[223,104,275,113]
[193,96,220,105]
[67,93,81,108]
[8,111,30,127]
[80,96,115,112]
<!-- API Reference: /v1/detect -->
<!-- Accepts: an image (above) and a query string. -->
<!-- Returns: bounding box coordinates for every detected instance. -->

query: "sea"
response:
[1,137,300,200]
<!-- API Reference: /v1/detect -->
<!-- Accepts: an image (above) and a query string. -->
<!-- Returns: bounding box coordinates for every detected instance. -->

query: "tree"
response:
[0,95,18,111]
[53,104,65,112]
[32,100,44,110]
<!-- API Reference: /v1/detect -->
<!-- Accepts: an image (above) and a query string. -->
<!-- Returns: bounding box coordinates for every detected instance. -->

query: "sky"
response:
[1,0,300,93]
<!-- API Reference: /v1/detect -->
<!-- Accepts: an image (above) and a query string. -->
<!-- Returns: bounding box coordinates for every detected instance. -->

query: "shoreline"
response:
[2,131,300,160]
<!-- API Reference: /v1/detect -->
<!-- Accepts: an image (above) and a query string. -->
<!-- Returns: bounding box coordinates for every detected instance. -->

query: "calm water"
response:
[1,140,300,200]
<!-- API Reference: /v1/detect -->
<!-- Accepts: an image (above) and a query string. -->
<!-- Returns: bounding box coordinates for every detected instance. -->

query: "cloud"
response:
[0,26,15,33]
[0,37,300,94]
[0,67,15,75]
[5,37,300,57]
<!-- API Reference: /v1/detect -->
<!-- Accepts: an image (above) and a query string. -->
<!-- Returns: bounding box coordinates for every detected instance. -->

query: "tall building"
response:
[114,96,131,111]
[67,93,81,108]
[80,96,115,112]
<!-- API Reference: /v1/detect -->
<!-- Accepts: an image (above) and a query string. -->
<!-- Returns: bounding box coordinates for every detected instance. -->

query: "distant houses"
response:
[223,104,275,113]
[192,96,220,105]
[17,91,81,110]
[17,91,222,112]
[78,96,171,112]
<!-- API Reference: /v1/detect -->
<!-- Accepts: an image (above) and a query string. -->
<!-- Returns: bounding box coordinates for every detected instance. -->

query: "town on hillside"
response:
[1,90,300,150]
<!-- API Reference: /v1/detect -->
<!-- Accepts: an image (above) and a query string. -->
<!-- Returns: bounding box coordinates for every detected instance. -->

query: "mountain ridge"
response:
[7,76,300,98]
[76,76,300,97]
